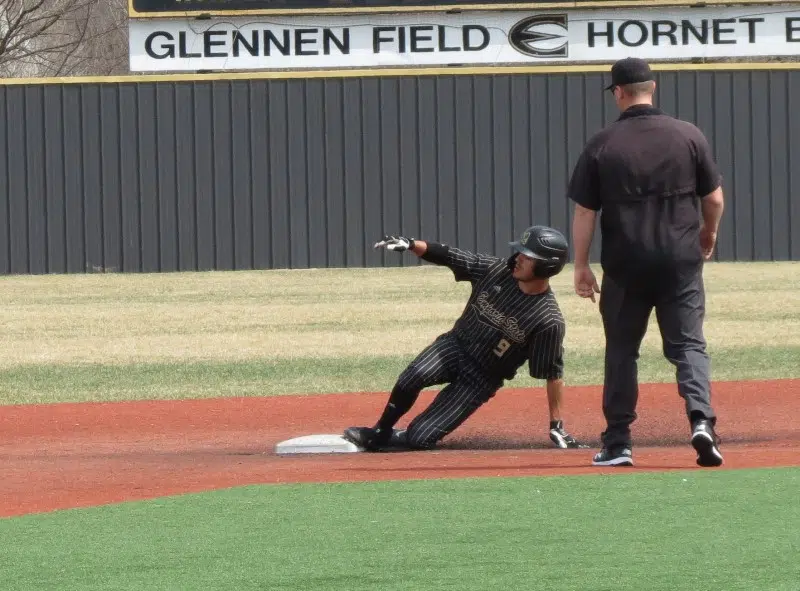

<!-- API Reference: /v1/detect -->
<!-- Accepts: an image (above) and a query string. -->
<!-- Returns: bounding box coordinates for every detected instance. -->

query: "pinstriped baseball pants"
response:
[396,333,502,449]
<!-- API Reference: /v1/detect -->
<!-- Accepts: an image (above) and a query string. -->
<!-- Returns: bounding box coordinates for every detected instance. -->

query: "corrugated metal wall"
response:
[1,69,798,274]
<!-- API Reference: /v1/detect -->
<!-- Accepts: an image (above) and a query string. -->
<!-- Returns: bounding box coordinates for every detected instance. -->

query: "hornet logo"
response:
[508,14,568,58]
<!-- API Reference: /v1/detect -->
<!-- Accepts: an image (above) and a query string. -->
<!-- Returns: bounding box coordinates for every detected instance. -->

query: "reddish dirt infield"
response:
[2,379,799,518]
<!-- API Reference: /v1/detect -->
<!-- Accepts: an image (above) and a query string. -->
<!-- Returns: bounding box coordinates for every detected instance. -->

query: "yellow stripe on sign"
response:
[3,61,800,87]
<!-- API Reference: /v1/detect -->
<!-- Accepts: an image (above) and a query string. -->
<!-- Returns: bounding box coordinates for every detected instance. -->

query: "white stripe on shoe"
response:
[691,431,724,467]
[592,456,635,467]
[592,447,634,467]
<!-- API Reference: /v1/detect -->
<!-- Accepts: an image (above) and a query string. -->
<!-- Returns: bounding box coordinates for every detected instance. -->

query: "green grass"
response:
[0,262,798,405]
[2,468,798,590]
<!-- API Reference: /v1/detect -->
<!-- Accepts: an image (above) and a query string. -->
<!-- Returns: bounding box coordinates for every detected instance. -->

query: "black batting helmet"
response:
[508,225,569,278]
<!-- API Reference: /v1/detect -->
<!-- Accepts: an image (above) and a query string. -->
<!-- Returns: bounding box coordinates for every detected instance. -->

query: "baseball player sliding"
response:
[343,226,588,452]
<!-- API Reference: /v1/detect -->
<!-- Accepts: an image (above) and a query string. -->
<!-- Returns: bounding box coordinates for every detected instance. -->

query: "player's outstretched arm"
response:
[373,235,428,256]
[374,234,494,281]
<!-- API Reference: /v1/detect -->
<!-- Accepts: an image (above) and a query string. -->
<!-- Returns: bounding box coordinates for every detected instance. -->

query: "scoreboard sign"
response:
[129,4,800,71]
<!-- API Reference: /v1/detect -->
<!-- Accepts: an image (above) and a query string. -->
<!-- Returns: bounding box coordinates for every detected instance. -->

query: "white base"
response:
[274,434,364,455]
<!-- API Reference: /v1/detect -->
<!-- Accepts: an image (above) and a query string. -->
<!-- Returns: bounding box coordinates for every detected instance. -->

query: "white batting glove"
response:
[374,235,415,252]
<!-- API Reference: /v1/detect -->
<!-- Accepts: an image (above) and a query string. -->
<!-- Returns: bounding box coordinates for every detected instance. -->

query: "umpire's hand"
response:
[574,264,600,303]
[374,235,415,252]
[700,226,717,260]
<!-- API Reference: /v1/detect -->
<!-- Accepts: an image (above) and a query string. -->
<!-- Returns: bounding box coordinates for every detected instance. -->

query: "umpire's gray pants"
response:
[396,333,501,449]
[599,270,717,449]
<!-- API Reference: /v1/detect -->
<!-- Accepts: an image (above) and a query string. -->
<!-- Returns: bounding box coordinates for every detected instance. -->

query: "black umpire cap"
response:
[605,57,655,90]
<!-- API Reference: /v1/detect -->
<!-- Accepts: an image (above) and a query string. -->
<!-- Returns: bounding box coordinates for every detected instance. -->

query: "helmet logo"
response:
[521,230,530,243]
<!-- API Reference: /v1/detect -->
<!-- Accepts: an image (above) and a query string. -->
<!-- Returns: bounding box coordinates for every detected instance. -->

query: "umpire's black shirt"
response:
[567,105,722,286]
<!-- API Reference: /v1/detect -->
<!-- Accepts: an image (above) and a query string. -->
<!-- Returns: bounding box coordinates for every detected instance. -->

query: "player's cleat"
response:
[342,425,393,451]
[591,446,634,466]
[549,420,590,449]
[691,419,723,467]
[387,428,410,449]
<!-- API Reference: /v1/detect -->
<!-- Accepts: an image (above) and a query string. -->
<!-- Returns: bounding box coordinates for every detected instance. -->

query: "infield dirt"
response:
[1,379,798,517]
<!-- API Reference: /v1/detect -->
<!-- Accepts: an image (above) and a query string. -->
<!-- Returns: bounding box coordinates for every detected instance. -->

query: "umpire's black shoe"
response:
[691,420,723,467]
[591,445,634,467]
[342,425,393,451]
[549,421,590,449]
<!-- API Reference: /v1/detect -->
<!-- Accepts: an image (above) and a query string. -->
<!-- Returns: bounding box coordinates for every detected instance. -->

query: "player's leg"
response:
[403,372,500,450]
[343,333,460,450]
[375,333,461,430]
[655,271,722,467]
[596,274,653,462]
[546,379,589,448]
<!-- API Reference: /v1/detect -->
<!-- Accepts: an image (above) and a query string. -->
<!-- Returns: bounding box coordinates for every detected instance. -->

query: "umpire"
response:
[567,57,725,468]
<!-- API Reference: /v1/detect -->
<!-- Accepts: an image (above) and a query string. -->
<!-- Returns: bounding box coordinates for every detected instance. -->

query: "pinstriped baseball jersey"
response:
[422,244,566,382]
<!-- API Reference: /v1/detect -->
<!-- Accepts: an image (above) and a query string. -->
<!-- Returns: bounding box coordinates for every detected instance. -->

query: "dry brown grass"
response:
[0,262,798,368]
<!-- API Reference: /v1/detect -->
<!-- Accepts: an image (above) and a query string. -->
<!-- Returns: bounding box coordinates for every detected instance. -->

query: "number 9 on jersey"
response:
[493,338,511,357]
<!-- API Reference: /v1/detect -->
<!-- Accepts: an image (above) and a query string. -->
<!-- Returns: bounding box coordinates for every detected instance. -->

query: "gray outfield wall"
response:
[1,66,798,274]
